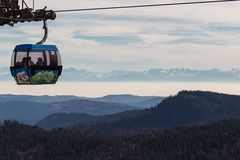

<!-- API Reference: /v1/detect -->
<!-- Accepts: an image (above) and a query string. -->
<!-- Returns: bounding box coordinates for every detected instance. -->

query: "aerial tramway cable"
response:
[54,0,240,13]
[1,0,240,22]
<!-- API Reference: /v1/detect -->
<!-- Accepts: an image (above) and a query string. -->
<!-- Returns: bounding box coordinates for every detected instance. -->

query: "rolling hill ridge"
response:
[38,91,240,134]
[0,94,161,124]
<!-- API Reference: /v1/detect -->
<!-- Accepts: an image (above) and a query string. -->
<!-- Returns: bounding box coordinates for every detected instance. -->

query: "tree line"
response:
[0,119,239,160]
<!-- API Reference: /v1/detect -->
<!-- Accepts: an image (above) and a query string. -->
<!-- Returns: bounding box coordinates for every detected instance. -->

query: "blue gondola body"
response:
[10,44,63,85]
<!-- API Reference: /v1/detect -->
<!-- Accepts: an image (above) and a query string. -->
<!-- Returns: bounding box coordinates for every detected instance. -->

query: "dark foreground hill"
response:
[1,119,240,160]
[38,91,240,134]
[88,91,240,134]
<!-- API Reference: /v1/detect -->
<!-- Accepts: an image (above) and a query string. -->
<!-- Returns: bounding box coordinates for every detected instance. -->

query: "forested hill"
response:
[38,91,240,134]
[1,119,240,160]
[79,91,240,134]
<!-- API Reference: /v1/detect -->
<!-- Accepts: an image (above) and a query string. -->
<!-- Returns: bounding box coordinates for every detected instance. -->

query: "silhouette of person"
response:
[28,57,35,66]
[36,57,44,66]
[21,57,28,68]
[50,53,57,66]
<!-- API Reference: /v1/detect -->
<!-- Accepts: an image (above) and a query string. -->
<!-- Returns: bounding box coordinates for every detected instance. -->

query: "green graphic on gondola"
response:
[32,71,58,84]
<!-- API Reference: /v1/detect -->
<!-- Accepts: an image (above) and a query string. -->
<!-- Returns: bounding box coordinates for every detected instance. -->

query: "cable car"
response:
[10,44,62,85]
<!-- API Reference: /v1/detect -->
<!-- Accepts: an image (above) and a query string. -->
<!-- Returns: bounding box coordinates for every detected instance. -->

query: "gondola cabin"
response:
[10,44,62,85]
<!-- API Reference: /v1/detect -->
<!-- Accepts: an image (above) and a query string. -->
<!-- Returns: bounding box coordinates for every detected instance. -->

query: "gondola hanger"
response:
[36,20,48,45]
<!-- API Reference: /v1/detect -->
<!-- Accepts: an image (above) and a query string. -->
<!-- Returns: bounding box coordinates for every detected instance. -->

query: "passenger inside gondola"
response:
[15,59,23,67]
[28,57,35,66]
[19,57,27,68]
[36,57,44,66]
[50,52,58,66]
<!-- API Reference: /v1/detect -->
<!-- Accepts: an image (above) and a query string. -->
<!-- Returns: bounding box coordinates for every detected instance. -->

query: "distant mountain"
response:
[50,99,137,116]
[0,101,51,124]
[37,113,97,128]
[0,99,138,124]
[0,94,163,124]
[93,94,153,103]
[0,94,163,108]
[0,94,82,103]
[2,67,240,82]
[128,97,164,108]
[91,94,164,108]
[58,68,240,82]
[37,91,240,134]
[37,110,142,129]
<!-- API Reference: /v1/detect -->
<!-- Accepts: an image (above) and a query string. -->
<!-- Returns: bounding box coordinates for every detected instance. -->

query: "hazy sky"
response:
[1,0,240,71]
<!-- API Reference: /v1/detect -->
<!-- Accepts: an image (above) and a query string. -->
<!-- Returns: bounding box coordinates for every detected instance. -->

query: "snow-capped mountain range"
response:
[1,67,240,82]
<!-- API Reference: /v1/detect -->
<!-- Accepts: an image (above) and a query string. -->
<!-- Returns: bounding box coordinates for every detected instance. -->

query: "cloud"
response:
[74,35,141,45]
[1,0,240,71]
[210,25,240,34]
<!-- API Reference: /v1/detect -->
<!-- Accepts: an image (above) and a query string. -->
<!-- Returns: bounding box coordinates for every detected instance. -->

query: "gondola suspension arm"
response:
[36,20,48,45]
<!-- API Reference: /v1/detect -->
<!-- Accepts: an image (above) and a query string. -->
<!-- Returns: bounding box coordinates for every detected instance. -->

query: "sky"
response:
[1,0,240,71]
